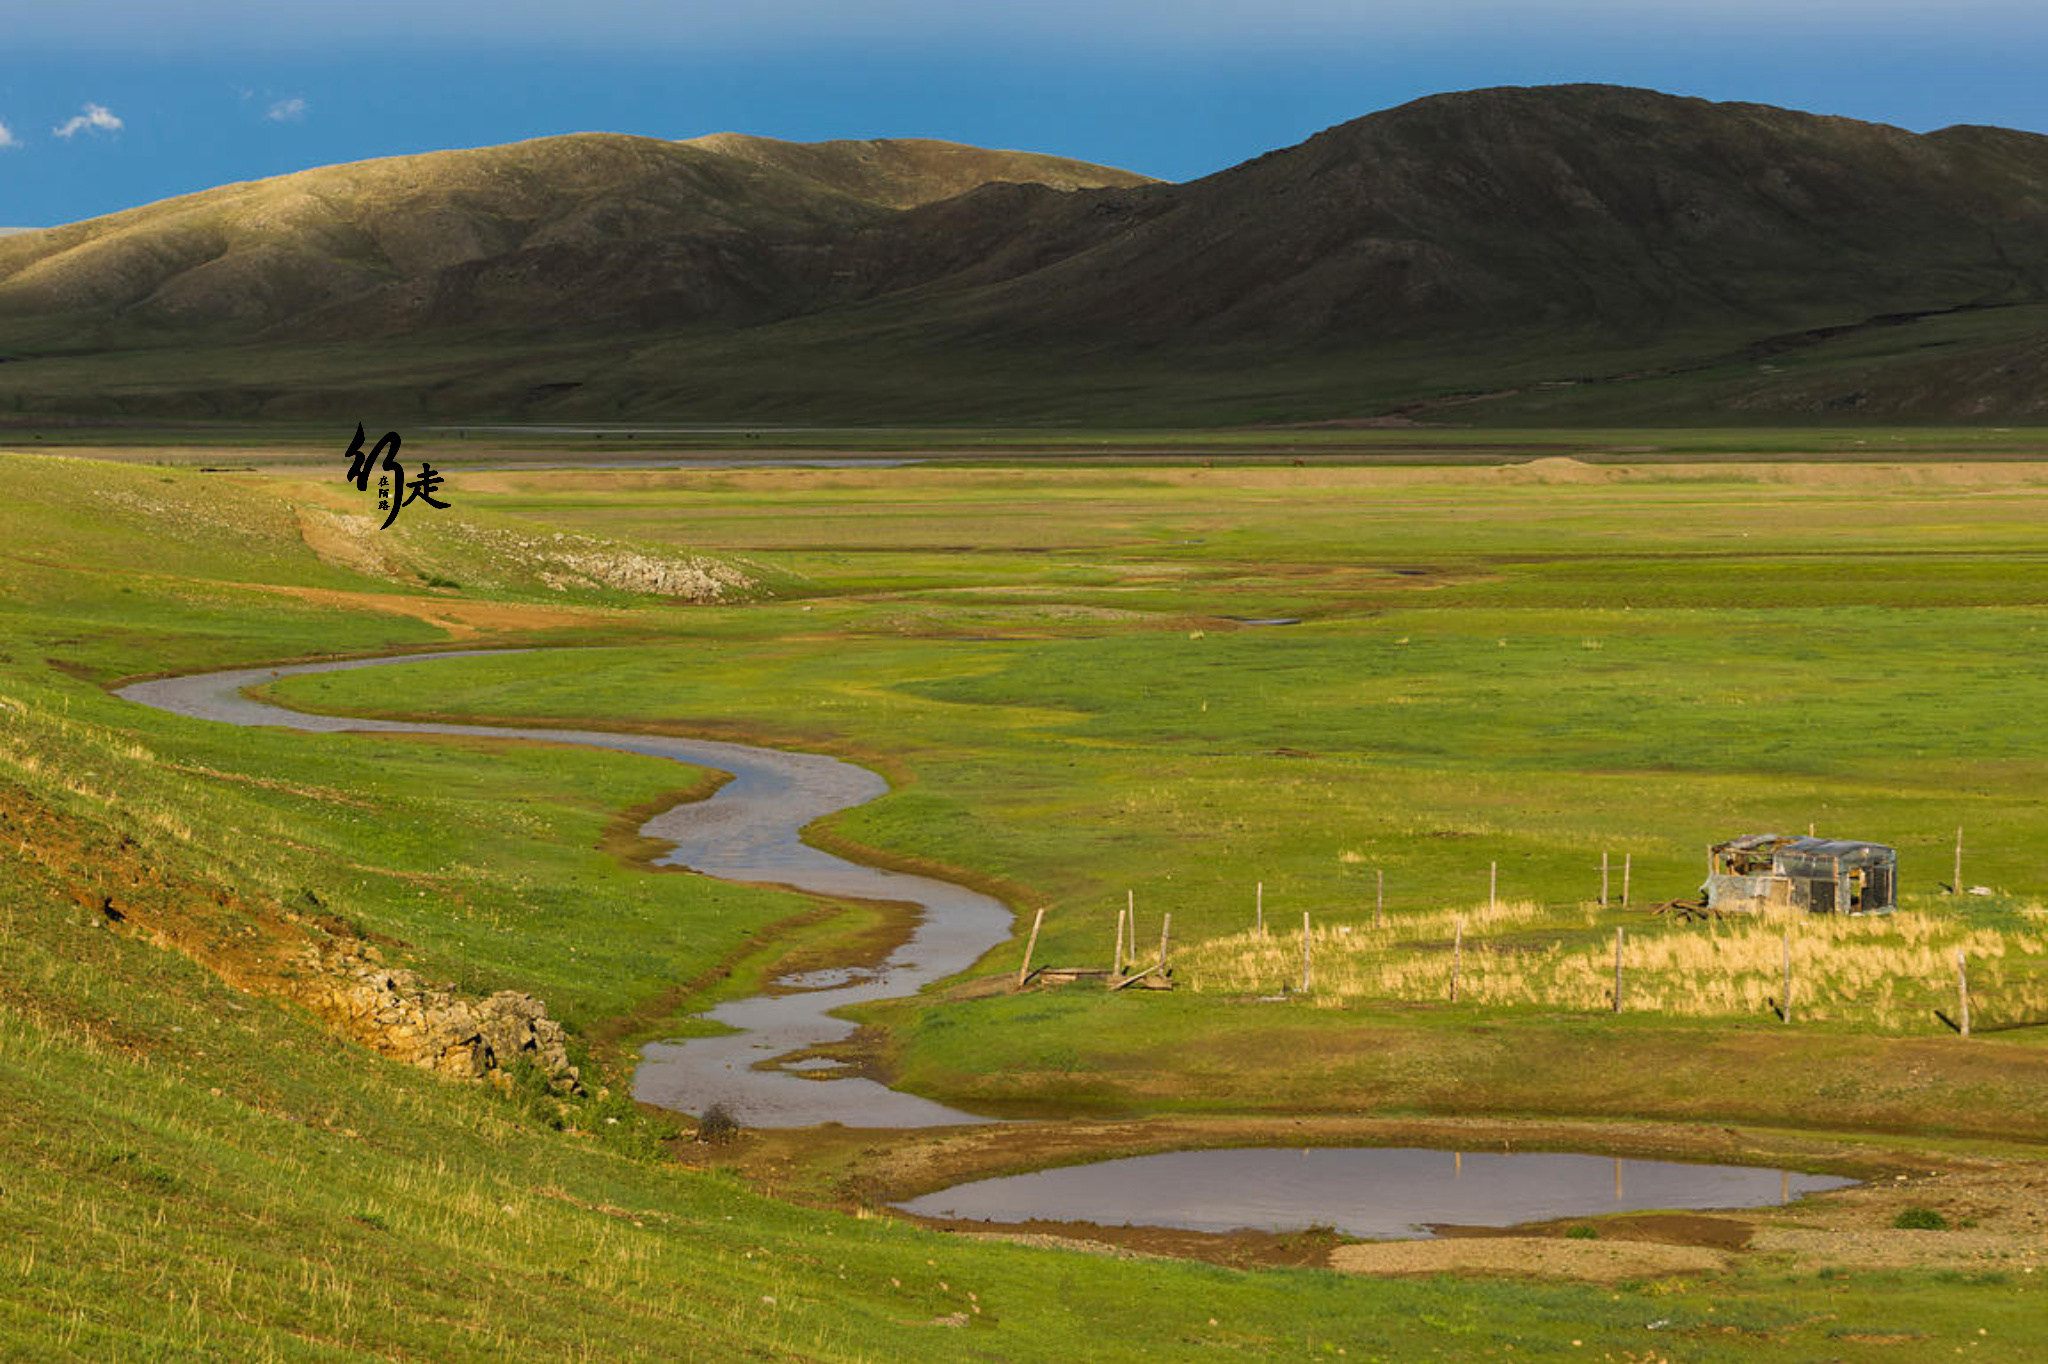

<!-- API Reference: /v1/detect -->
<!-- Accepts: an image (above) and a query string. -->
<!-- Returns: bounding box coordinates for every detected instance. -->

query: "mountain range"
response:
[6,84,2048,425]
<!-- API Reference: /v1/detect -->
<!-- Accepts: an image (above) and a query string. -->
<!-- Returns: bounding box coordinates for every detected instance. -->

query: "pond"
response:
[894,1147,1857,1239]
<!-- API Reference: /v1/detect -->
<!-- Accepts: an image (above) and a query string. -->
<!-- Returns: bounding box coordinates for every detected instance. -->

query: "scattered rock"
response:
[296,942,581,1092]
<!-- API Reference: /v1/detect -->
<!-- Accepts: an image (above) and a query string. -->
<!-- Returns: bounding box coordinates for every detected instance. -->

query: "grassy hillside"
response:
[10,87,2048,423]
[0,132,1147,351]
[681,133,1158,207]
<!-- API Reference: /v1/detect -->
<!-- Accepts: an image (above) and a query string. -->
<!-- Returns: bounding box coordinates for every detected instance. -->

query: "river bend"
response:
[118,651,1009,1128]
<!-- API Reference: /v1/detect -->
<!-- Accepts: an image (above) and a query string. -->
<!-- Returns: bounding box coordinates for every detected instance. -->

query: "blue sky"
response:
[5,1,2046,228]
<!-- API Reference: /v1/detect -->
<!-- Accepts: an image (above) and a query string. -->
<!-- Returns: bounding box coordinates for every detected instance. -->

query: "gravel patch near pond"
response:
[1330,1237,1730,1281]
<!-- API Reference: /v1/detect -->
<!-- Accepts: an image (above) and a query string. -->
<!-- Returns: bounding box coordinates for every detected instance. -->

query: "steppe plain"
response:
[4,426,2048,1360]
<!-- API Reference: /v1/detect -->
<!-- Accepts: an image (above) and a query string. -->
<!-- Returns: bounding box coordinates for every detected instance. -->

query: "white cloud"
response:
[53,103,123,139]
[265,96,308,123]
[0,121,18,149]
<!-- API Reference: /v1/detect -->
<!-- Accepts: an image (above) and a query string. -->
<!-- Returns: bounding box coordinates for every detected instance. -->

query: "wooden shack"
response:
[1705,834,1897,915]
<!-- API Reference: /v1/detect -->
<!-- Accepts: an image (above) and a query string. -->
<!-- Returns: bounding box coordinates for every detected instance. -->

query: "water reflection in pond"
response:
[896,1148,1856,1239]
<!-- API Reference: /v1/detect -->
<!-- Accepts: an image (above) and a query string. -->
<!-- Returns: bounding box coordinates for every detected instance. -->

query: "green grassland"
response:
[5,445,2048,1358]
[266,460,2048,1123]
[24,420,2048,465]
[8,279,2048,430]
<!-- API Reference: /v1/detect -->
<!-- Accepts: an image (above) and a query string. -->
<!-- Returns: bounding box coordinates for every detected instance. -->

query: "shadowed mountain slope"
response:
[912,85,2048,348]
[7,85,2048,422]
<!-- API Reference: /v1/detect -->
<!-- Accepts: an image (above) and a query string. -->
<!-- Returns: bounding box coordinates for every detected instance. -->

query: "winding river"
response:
[116,652,1864,1240]
[118,651,1010,1128]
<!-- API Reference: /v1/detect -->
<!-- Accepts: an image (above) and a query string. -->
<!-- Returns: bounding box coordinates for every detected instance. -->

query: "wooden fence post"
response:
[1613,926,1625,1013]
[1958,949,1971,1038]
[1602,852,1610,908]
[1017,907,1045,989]
[1301,911,1313,993]
[1159,912,1171,969]
[1782,932,1793,1024]
[1954,827,1964,896]
[1450,919,1463,1003]
[1489,862,1498,912]
[1375,868,1384,926]
[1256,880,1264,937]
[1622,854,1632,909]
[1113,906,1126,975]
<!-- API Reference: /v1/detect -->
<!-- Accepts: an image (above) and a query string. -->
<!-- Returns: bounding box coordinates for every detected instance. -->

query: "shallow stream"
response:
[119,650,1010,1128]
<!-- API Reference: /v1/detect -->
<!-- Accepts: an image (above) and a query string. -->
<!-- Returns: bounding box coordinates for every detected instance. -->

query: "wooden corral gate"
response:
[1013,905,1175,991]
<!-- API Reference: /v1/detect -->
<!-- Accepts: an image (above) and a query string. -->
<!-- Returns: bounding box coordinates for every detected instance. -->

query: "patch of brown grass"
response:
[221,579,637,639]
[1182,899,2048,1030]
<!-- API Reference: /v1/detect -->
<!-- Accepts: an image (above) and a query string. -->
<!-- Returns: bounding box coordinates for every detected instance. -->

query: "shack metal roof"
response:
[1713,834,1896,862]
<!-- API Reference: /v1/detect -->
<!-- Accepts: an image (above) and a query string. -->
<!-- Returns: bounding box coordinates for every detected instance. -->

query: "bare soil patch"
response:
[1330,1236,1728,1281]
[595,777,734,869]
[942,1217,1343,1270]
[1434,1211,1755,1250]
[226,580,634,639]
[1748,1162,2048,1271]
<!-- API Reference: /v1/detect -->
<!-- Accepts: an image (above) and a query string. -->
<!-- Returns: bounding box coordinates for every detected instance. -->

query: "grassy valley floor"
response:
[5,440,2048,1359]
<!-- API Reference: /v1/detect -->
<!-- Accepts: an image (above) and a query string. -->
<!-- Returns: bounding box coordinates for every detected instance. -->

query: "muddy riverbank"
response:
[720,1112,2047,1277]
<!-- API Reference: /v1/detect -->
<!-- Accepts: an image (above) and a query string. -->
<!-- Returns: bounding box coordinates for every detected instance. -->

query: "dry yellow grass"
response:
[1181,899,2048,1030]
